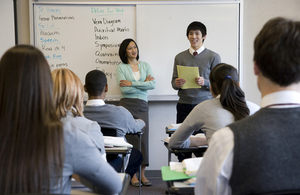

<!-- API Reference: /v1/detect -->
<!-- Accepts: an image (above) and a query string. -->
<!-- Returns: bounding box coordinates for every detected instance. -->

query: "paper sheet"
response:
[177,65,201,89]
[103,136,133,148]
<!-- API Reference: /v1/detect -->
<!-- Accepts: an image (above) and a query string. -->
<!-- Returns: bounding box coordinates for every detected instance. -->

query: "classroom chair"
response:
[164,127,207,164]
[253,190,300,195]
[100,126,143,195]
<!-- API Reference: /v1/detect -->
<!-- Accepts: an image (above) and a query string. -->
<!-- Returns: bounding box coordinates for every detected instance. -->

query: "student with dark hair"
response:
[116,38,155,186]
[172,21,221,124]
[0,45,122,194]
[171,21,221,161]
[196,17,300,195]
[169,63,259,151]
[83,69,144,187]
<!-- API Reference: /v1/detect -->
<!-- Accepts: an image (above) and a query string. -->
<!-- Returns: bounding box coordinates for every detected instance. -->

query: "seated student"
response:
[0,45,121,194]
[83,69,145,187]
[169,63,260,151]
[195,17,300,195]
[51,68,107,160]
[52,68,124,173]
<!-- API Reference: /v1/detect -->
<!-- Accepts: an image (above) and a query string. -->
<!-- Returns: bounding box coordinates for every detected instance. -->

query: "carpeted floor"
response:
[126,178,167,195]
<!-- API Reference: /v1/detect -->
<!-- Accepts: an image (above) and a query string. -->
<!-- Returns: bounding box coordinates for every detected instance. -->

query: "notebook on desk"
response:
[161,166,195,181]
[103,136,133,148]
[166,123,182,131]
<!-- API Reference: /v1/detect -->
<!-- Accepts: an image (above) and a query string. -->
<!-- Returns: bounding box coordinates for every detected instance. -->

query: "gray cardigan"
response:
[168,98,260,148]
[49,117,122,194]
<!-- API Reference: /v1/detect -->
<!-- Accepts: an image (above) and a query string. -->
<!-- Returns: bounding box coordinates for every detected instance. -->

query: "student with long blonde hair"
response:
[51,68,124,188]
[51,68,107,160]
[0,45,121,194]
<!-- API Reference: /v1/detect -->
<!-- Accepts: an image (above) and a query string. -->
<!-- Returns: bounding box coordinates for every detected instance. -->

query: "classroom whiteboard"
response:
[30,1,240,100]
[32,3,136,99]
[137,4,239,97]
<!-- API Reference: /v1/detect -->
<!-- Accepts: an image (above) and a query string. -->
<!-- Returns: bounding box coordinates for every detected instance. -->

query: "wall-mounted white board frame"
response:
[29,0,242,101]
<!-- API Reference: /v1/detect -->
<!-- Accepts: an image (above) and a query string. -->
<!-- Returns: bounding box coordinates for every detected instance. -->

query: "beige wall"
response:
[243,0,300,105]
[0,0,15,57]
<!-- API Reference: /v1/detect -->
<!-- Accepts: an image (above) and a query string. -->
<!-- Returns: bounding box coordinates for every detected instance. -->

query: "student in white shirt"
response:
[195,17,300,195]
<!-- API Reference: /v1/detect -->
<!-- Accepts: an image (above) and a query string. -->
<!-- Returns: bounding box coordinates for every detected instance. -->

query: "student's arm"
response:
[84,121,107,161]
[120,107,145,134]
[195,127,233,195]
[67,124,122,194]
[169,104,204,148]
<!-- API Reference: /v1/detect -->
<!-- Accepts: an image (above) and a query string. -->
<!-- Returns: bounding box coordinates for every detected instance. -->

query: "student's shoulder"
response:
[246,100,261,115]
[195,98,221,111]
[175,49,190,58]
[62,120,87,143]
[116,105,132,115]
[98,104,128,115]
[203,48,220,57]
[62,115,99,133]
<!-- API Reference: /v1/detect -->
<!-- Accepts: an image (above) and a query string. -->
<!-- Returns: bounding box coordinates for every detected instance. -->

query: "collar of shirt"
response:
[189,45,205,55]
[261,91,300,108]
[86,99,105,106]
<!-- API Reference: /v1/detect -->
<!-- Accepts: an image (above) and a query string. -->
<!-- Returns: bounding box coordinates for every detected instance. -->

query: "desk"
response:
[164,143,207,165]
[166,181,194,195]
[71,173,130,195]
[105,146,131,172]
[161,166,194,195]
[164,127,207,164]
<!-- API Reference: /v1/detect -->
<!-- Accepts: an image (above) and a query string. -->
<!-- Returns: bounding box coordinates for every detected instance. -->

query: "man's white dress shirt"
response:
[195,91,300,195]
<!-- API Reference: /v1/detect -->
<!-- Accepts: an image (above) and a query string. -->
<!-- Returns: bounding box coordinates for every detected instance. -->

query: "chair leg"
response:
[139,134,142,195]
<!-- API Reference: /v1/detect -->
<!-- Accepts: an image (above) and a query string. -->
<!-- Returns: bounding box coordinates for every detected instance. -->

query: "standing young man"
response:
[195,17,300,195]
[172,21,221,124]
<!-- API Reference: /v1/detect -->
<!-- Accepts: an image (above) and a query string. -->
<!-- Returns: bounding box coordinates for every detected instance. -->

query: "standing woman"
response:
[117,38,156,186]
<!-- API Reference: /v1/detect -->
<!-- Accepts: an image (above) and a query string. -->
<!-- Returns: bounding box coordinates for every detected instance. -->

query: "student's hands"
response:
[175,78,186,88]
[189,137,207,147]
[195,77,204,86]
[137,119,146,127]
[119,80,132,87]
[145,75,155,82]
[72,174,80,182]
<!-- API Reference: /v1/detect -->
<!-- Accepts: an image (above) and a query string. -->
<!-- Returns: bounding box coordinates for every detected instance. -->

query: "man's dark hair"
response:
[186,21,207,41]
[85,70,107,96]
[254,17,300,86]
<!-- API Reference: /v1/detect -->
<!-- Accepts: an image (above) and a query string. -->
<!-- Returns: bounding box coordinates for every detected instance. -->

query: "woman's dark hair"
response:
[0,45,64,193]
[209,63,250,121]
[118,38,139,64]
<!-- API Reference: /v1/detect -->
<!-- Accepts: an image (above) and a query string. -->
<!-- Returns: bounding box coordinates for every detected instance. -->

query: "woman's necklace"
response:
[130,62,139,72]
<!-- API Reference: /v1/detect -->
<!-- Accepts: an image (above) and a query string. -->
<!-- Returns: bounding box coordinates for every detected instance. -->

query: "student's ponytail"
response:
[210,63,250,121]
[220,77,249,121]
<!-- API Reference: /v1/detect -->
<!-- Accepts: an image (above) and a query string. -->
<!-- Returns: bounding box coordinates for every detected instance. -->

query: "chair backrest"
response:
[254,190,300,195]
[99,126,118,137]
